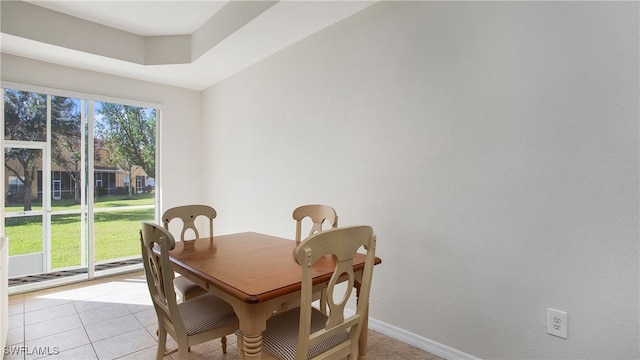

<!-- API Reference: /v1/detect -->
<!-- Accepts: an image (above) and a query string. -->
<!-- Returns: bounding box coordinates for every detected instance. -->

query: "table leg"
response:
[235,303,267,360]
[242,332,263,359]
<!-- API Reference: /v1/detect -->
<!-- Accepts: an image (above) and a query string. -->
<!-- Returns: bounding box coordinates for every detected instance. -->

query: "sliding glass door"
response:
[2,86,157,283]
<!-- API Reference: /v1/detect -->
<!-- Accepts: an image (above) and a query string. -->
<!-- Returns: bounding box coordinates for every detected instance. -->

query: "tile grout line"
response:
[9,272,441,360]
[74,299,100,360]
[111,302,155,360]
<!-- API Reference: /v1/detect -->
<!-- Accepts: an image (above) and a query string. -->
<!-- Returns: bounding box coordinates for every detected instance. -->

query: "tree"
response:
[95,103,155,199]
[4,90,47,211]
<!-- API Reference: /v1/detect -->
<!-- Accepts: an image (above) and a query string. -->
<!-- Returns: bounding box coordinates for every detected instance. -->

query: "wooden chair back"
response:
[294,225,376,360]
[162,205,216,240]
[141,221,239,359]
[292,205,338,244]
[140,221,185,335]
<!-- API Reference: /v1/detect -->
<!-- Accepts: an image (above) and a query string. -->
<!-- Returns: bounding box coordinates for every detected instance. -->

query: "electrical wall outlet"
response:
[547,308,568,339]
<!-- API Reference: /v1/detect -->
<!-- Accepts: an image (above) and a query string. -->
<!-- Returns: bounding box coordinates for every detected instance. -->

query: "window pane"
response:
[4,89,47,142]
[51,213,82,268]
[5,215,43,256]
[50,96,85,270]
[94,102,155,197]
[94,208,154,263]
[51,96,82,202]
[4,147,43,211]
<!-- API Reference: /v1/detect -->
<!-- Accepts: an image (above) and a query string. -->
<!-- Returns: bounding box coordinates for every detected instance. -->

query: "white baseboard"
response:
[365,314,481,360]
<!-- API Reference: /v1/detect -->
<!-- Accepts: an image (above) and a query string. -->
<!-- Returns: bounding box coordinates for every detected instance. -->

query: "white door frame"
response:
[52,180,61,200]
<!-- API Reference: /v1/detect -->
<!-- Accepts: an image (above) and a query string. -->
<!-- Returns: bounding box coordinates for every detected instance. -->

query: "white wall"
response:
[1,237,8,354]
[0,54,204,211]
[202,2,639,359]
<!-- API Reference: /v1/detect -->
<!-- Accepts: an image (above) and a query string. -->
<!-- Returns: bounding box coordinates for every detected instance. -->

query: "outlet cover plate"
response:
[547,308,568,339]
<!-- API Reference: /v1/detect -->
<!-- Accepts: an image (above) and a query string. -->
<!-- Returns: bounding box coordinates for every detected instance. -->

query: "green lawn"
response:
[5,192,155,212]
[6,193,155,269]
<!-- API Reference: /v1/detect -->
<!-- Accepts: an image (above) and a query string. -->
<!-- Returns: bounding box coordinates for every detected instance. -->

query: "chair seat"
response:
[179,293,238,336]
[242,307,349,360]
[174,276,207,299]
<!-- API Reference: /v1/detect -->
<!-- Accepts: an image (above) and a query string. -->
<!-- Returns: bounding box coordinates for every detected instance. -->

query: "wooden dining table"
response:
[168,231,381,360]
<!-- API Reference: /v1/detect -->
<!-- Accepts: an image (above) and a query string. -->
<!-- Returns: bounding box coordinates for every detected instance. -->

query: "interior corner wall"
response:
[201,1,639,359]
[0,54,204,211]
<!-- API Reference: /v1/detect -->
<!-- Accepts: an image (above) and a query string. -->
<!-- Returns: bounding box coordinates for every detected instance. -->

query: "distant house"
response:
[5,147,151,203]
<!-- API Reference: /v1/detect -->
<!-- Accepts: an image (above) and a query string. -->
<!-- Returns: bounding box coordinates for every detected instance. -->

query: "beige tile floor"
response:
[6,271,442,360]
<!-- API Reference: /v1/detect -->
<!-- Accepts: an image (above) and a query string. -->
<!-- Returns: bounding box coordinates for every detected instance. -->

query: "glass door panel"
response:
[52,180,61,200]
[50,96,85,271]
[92,101,155,271]
[4,147,46,277]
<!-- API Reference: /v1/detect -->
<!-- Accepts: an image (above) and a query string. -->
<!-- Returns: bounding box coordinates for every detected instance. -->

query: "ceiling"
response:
[24,1,232,37]
[0,0,375,91]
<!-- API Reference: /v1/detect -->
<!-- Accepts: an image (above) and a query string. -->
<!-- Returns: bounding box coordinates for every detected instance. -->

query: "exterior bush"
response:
[95,186,106,197]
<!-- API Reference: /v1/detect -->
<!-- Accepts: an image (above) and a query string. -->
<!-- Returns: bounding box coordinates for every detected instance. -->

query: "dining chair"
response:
[292,204,338,245]
[293,204,339,315]
[140,221,239,360]
[237,225,377,360]
[162,205,217,301]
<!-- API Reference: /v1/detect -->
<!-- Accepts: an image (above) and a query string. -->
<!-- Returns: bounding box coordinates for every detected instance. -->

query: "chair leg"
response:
[182,292,193,353]
[177,346,189,360]
[156,327,167,360]
[221,335,228,353]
